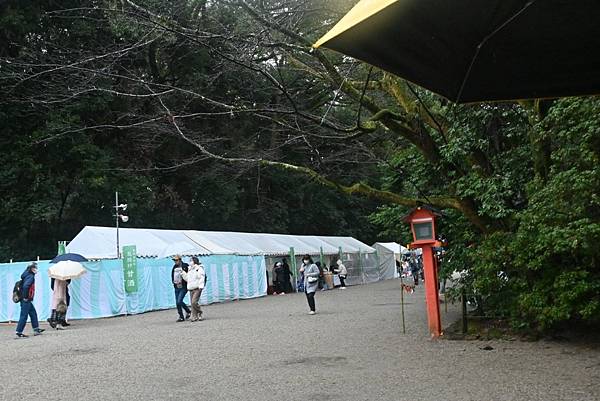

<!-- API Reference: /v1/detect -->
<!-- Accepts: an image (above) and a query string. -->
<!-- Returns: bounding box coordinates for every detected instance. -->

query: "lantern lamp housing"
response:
[403,206,442,245]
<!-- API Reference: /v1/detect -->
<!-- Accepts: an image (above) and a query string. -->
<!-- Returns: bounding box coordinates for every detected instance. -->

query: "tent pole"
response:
[358,250,363,284]
[289,247,297,292]
[115,191,120,259]
[375,249,380,280]
[400,274,406,334]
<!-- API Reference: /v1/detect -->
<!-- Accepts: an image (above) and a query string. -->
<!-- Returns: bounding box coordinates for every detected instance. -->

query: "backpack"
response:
[12,280,23,303]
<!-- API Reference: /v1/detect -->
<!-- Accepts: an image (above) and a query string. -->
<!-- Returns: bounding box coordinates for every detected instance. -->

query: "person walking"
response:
[299,255,320,315]
[56,279,72,327]
[171,255,191,322]
[47,278,68,329]
[15,263,45,338]
[280,259,293,293]
[181,257,205,322]
[334,259,348,289]
[272,262,282,294]
[63,280,71,326]
[275,261,291,295]
[410,255,420,286]
[315,261,327,291]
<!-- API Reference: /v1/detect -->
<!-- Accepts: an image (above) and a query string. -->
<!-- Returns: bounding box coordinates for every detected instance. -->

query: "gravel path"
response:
[1,279,598,401]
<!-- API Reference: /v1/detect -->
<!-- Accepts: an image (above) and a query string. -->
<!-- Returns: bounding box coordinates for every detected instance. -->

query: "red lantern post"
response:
[404,206,443,338]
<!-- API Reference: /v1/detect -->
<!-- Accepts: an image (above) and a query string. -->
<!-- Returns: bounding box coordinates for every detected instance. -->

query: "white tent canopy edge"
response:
[66,226,376,259]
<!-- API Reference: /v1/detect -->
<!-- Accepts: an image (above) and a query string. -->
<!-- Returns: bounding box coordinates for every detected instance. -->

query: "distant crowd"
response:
[171,254,348,319]
[12,253,350,337]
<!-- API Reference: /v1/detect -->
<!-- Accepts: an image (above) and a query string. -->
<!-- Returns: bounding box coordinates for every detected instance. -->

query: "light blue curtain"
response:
[0,255,266,322]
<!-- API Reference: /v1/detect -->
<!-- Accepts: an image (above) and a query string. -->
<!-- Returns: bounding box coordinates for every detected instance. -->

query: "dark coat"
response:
[171,262,189,290]
[278,264,292,283]
[409,260,420,274]
[20,269,35,300]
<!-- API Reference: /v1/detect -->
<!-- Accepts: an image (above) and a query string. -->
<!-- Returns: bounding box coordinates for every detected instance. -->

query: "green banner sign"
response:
[289,247,297,277]
[122,245,138,293]
[57,241,67,255]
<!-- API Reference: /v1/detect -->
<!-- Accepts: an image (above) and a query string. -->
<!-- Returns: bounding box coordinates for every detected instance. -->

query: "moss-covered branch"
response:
[258,159,491,231]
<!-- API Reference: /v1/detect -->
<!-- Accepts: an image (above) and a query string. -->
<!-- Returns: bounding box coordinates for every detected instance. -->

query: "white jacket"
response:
[334,260,347,276]
[181,263,205,290]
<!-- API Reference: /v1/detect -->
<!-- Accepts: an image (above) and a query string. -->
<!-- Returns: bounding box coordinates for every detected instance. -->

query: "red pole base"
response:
[422,246,442,337]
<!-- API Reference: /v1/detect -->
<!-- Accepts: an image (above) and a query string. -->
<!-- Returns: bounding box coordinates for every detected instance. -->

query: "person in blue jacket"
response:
[16,263,45,338]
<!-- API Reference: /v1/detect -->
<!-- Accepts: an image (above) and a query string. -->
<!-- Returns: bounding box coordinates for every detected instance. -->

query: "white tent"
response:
[372,242,409,280]
[68,226,382,289]
[66,226,375,259]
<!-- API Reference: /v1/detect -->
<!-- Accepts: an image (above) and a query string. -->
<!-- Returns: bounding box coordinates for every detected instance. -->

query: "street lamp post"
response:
[114,192,128,259]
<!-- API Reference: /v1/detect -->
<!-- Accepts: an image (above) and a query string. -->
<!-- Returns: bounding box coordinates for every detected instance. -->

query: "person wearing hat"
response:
[15,263,45,338]
[171,255,191,322]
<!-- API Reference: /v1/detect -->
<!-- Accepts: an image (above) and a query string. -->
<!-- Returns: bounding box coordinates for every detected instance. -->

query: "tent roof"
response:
[374,242,409,254]
[66,226,375,259]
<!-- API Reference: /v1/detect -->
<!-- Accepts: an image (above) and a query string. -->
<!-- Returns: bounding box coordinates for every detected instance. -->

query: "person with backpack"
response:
[171,255,191,322]
[181,257,205,322]
[299,255,320,315]
[15,263,45,338]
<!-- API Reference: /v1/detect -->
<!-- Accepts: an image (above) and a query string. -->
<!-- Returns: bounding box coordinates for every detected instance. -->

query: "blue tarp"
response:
[0,255,266,322]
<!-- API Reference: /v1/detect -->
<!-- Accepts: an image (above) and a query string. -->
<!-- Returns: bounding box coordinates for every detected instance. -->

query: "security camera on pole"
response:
[114,192,128,259]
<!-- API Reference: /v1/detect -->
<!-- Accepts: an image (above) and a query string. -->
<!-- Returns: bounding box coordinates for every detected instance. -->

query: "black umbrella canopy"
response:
[315,0,600,103]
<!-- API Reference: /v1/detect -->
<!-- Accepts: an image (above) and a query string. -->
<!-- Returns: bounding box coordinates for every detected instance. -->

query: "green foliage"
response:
[505,98,600,329]
[372,97,600,330]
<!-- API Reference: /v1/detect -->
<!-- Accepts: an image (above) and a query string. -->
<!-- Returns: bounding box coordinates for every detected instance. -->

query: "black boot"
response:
[56,312,66,329]
[47,310,57,329]
[59,308,70,326]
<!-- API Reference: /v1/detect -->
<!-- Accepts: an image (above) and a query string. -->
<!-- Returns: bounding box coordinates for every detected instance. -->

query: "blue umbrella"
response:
[50,253,88,263]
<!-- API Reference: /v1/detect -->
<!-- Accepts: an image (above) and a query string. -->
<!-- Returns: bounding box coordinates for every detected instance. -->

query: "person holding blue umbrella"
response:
[48,278,70,329]
[48,253,87,328]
